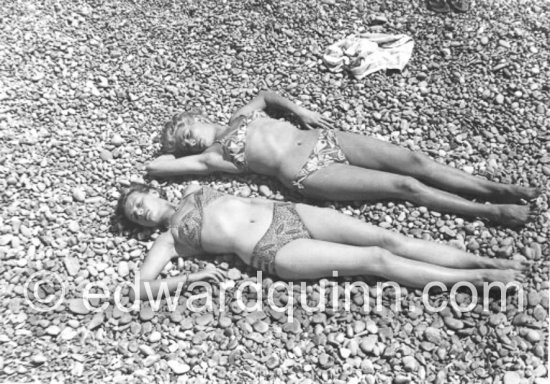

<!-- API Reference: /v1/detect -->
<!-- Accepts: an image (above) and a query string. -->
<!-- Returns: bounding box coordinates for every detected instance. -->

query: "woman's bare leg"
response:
[295,204,529,271]
[274,239,525,289]
[301,164,531,226]
[337,132,540,202]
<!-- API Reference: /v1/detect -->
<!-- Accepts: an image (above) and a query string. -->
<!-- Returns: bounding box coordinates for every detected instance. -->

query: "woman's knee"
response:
[364,246,393,270]
[394,176,425,195]
[408,151,429,168]
[378,232,405,253]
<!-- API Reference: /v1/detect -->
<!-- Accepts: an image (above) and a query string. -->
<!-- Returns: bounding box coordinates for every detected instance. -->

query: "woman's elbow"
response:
[258,89,277,101]
[145,162,164,177]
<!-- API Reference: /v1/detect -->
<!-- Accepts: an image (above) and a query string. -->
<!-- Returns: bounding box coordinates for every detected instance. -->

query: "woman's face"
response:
[174,119,216,155]
[124,191,169,227]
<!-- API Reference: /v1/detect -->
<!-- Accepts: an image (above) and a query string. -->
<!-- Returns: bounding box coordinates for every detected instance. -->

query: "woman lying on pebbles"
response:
[118,183,527,300]
[146,91,539,227]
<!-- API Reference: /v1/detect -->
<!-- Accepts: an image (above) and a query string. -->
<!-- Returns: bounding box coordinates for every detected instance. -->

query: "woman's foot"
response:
[490,204,532,226]
[483,269,526,285]
[486,258,531,271]
[493,185,542,203]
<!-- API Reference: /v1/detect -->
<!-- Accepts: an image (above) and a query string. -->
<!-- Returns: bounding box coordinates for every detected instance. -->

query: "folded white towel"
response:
[323,33,414,79]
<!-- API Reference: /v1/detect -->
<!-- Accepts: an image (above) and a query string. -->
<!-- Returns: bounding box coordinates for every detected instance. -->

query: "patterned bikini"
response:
[170,187,311,275]
[216,111,349,190]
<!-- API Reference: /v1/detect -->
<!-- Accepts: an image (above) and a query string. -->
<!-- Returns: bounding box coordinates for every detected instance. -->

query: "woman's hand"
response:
[188,269,226,284]
[298,109,335,130]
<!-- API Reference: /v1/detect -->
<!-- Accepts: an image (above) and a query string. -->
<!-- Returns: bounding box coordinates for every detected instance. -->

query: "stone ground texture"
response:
[0,0,549,383]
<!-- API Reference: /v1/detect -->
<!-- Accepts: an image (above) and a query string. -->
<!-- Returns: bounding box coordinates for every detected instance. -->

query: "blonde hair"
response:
[160,111,211,155]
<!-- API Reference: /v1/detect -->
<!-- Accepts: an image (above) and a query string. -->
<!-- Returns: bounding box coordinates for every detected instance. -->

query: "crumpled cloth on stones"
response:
[323,33,414,79]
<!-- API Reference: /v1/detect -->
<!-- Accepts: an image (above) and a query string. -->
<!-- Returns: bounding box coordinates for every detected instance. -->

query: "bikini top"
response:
[170,187,225,253]
[215,110,269,171]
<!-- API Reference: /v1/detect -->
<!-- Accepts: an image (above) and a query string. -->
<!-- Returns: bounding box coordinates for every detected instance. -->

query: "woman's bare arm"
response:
[146,151,241,177]
[230,90,334,129]
[131,232,225,301]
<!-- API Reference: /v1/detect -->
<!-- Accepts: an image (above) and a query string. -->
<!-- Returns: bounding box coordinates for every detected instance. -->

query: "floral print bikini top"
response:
[170,187,225,253]
[216,110,268,171]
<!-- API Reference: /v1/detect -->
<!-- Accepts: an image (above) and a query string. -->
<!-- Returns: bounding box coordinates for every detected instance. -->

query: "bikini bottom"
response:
[291,129,349,190]
[250,202,311,275]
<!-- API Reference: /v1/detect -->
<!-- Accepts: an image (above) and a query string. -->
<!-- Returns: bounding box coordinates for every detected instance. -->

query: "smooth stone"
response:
[353,320,366,334]
[219,316,232,328]
[46,325,61,336]
[64,257,80,276]
[148,331,161,343]
[361,359,374,374]
[195,313,214,326]
[526,330,541,343]
[403,355,419,372]
[528,290,541,307]
[512,313,532,326]
[282,321,301,335]
[394,375,411,384]
[489,313,507,326]
[365,319,378,334]
[539,290,548,309]
[72,188,86,202]
[67,221,80,233]
[140,306,155,321]
[169,312,183,323]
[119,313,133,325]
[60,327,77,340]
[100,150,113,161]
[360,335,378,353]
[533,306,547,321]
[88,312,104,330]
[266,355,280,369]
[348,339,359,356]
[139,345,155,356]
[143,355,160,367]
[443,316,464,330]
[318,353,332,368]
[238,186,251,197]
[534,365,547,378]
[503,371,521,384]
[69,299,90,315]
[227,268,241,280]
[339,347,351,359]
[111,134,124,146]
[118,261,129,277]
[32,354,47,364]
[167,360,190,374]
[259,185,272,197]
[421,341,435,352]
[253,320,269,334]
[424,327,442,343]
[181,318,193,330]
